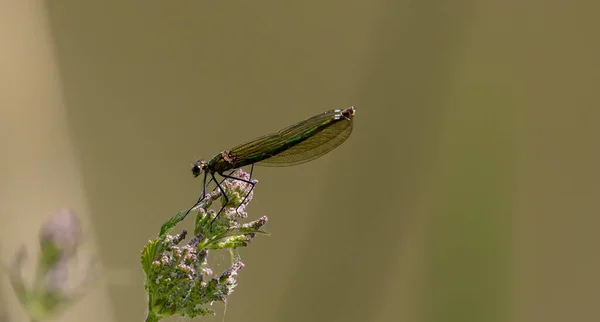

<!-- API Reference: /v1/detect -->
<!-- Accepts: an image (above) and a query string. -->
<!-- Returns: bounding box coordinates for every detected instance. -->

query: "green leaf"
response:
[202,227,269,249]
[206,238,248,250]
[140,238,162,274]
[216,227,269,240]
[159,210,190,237]
[6,266,28,305]
[194,210,210,235]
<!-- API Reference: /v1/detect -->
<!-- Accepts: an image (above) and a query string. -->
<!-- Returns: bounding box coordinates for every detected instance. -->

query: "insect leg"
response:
[210,172,230,226]
[181,171,209,221]
[218,171,256,217]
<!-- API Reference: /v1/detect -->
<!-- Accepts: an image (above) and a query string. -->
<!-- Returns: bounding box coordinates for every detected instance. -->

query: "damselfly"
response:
[189,106,356,224]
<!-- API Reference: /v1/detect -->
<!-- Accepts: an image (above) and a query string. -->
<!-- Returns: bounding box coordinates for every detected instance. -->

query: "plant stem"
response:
[145,312,161,322]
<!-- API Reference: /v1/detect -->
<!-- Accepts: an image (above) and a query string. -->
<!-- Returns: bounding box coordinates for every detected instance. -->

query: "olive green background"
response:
[1,1,598,322]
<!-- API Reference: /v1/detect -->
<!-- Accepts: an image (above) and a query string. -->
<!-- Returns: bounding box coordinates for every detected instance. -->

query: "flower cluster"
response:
[144,230,245,318]
[141,169,268,322]
[220,169,257,218]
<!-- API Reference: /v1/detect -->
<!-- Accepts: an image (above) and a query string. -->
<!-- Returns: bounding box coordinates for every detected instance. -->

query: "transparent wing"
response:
[256,118,353,167]
[228,109,339,161]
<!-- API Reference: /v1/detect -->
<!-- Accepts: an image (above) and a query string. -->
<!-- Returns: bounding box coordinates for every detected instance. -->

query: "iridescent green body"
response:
[199,106,355,175]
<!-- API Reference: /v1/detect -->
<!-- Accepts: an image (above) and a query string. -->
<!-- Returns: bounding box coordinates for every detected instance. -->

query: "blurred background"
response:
[1,1,598,321]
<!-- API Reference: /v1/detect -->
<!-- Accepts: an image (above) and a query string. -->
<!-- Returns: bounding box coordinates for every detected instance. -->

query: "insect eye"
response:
[191,164,202,177]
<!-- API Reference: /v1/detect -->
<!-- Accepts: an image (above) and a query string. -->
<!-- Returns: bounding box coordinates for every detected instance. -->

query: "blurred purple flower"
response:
[8,208,97,321]
[39,208,81,259]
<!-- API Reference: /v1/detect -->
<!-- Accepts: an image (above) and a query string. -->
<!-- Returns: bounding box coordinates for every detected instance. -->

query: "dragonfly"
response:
[188,106,356,225]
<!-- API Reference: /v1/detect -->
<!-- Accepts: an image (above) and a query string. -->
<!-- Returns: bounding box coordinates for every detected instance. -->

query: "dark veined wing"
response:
[256,118,353,167]
[227,109,351,167]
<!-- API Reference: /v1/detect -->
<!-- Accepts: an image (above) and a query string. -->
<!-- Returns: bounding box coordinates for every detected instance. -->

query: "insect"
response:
[189,106,356,224]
